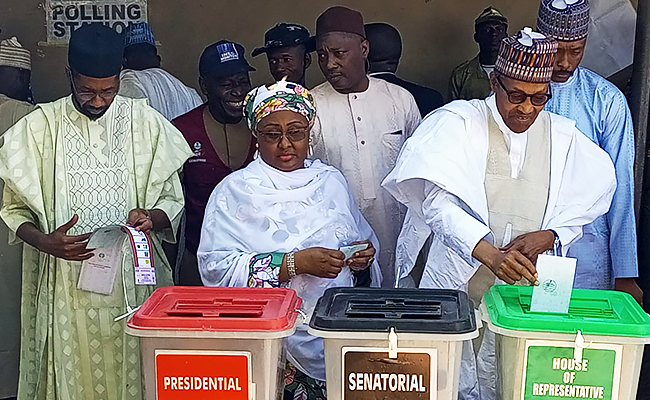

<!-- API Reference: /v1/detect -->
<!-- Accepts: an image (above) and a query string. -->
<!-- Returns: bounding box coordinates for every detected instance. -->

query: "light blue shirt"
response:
[546,67,638,289]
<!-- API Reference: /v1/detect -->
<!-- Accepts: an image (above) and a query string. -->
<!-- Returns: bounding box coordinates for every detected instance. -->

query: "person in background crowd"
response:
[0,36,33,108]
[0,34,35,400]
[174,40,257,286]
[197,80,381,400]
[119,22,202,120]
[383,28,616,400]
[449,6,508,100]
[311,6,421,288]
[0,24,192,400]
[537,0,642,303]
[365,22,444,117]
[252,23,314,87]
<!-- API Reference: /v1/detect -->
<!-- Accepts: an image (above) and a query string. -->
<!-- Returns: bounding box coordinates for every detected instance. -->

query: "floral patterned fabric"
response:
[243,80,316,131]
[248,252,284,287]
[284,362,327,400]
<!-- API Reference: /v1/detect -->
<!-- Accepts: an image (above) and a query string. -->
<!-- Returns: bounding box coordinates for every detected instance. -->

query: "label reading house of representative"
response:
[156,350,251,400]
[522,341,622,399]
[343,347,436,399]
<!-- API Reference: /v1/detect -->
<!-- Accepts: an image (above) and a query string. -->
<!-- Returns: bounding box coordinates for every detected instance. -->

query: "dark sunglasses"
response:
[496,76,552,106]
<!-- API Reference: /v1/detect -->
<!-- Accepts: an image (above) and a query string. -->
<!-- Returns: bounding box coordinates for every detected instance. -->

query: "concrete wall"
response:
[2,0,563,103]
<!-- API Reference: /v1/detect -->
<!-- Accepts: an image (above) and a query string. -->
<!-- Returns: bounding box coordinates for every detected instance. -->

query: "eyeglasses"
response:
[71,78,118,102]
[257,127,309,144]
[496,76,552,106]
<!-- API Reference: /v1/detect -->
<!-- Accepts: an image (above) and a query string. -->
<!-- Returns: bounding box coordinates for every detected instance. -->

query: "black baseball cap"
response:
[252,23,315,57]
[199,40,255,78]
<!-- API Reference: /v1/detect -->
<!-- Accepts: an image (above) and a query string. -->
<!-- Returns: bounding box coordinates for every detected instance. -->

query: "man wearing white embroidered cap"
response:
[383,28,615,400]
[0,36,34,131]
[0,34,36,400]
[537,0,642,303]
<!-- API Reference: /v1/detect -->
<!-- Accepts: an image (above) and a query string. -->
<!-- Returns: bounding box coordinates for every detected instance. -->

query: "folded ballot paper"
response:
[530,254,577,314]
[77,225,156,295]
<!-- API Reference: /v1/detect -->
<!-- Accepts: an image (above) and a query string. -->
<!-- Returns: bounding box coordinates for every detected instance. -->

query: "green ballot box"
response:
[482,285,650,400]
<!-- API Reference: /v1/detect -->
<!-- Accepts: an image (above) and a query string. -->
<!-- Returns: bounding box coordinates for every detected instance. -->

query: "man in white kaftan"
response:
[383,29,615,400]
[120,68,202,120]
[0,25,192,400]
[310,6,421,287]
[119,22,202,120]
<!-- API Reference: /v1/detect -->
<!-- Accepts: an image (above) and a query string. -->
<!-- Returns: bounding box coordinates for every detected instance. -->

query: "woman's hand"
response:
[346,240,375,271]
[295,247,345,278]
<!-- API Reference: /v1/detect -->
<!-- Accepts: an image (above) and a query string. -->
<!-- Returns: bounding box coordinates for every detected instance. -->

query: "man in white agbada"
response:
[0,24,192,400]
[383,28,615,400]
[310,6,421,288]
[119,22,202,120]
[197,80,381,397]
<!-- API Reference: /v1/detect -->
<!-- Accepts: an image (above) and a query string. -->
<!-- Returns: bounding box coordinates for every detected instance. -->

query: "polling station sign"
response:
[522,340,622,399]
[45,0,148,43]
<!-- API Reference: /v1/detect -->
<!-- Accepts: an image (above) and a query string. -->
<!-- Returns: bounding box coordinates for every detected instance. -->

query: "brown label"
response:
[343,350,433,399]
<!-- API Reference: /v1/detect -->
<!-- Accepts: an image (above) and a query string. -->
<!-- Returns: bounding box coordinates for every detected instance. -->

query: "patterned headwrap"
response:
[243,79,316,132]
[537,0,590,42]
[0,37,31,71]
[495,27,558,83]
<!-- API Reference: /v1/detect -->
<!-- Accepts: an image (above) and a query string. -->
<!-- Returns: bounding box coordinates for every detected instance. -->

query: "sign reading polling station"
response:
[45,0,148,43]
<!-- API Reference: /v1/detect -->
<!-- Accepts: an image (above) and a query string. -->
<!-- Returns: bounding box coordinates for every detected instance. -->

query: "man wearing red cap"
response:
[310,6,421,289]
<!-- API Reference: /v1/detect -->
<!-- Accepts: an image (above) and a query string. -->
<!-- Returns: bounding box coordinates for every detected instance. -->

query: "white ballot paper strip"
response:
[530,254,577,314]
[78,225,155,295]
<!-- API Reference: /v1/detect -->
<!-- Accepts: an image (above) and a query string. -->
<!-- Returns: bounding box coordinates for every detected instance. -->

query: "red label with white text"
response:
[156,351,250,400]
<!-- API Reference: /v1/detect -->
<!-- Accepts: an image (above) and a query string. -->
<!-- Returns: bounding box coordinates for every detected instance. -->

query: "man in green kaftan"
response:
[0,24,192,400]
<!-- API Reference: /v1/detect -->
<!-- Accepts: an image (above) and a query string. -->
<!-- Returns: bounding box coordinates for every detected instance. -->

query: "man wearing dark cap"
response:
[252,23,313,86]
[310,6,421,290]
[449,6,508,100]
[173,40,257,286]
[384,27,615,400]
[119,22,202,120]
[366,22,444,117]
[0,23,192,400]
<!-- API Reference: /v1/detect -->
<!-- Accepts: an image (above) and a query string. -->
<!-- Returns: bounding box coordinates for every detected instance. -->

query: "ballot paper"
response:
[77,239,121,295]
[530,254,577,314]
[78,225,156,295]
[339,243,369,261]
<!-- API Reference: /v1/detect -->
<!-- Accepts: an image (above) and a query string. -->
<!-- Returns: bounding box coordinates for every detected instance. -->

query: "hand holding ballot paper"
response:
[339,241,375,271]
[495,224,577,314]
[78,225,156,295]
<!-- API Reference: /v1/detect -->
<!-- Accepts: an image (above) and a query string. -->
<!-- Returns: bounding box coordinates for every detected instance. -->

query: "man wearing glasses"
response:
[383,28,615,399]
[0,24,192,400]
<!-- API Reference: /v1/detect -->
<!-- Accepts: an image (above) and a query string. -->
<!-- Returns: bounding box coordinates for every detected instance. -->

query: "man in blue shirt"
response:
[538,0,642,303]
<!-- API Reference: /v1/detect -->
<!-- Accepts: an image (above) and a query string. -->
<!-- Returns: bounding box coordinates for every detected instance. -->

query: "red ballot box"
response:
[126,287,302,400]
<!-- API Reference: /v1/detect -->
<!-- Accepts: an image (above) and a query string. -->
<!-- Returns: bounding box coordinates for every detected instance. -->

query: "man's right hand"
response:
[472,239,539,285]
[295,247,345,279]
[38,214,94,261]
[487,249,539,285]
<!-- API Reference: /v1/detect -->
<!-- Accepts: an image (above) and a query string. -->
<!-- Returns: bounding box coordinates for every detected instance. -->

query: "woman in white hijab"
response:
[197,80,382,399]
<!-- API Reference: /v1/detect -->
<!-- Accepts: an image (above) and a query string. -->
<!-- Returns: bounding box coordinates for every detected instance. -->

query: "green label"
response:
[524,346,616,399]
